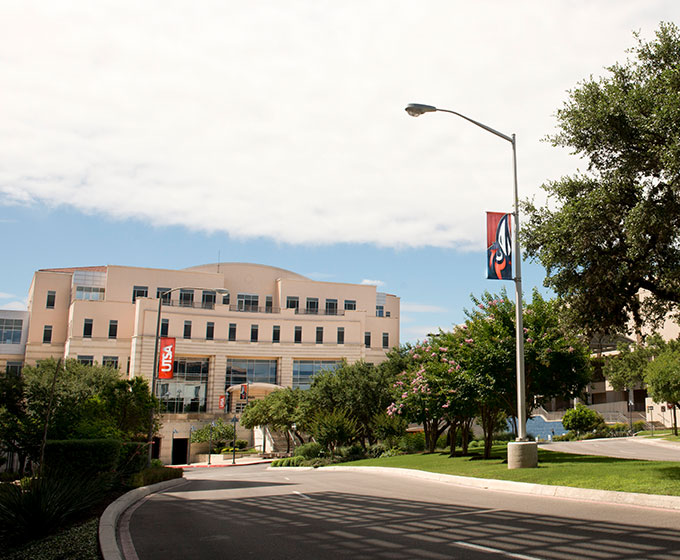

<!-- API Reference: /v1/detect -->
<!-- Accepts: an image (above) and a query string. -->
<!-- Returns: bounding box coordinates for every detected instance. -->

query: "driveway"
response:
[540,436,680,461]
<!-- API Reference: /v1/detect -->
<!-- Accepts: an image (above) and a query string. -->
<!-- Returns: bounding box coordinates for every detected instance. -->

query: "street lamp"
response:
[146,286,229,466]
[405,102,537,469]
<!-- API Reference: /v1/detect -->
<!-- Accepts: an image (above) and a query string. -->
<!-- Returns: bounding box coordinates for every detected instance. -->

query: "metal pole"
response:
[208,422,213,465]
[146,293,164,467]
[232,419,237,464]
[512,135,527,441]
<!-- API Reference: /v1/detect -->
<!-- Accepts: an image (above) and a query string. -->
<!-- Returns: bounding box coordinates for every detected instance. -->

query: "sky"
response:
[1,1,679,342]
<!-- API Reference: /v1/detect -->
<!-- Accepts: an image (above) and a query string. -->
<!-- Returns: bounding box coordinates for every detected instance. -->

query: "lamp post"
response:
[146,286,229,467]
[405,103,537,468]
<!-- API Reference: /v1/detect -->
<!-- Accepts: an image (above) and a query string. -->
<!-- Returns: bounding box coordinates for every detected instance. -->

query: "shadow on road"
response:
[164,479,296,493]
[132,487,680,559]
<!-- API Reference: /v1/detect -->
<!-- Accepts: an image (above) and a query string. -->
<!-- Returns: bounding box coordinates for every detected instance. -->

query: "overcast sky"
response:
[1,1,678,341]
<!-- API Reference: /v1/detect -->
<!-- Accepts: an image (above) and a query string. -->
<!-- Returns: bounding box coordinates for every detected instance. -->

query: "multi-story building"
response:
[14,262,400,463]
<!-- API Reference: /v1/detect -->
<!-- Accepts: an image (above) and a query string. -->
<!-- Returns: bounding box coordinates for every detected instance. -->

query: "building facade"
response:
[14,262,400,463]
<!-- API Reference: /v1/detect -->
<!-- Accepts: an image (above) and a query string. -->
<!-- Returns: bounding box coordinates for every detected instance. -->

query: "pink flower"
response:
[527,338,534,343]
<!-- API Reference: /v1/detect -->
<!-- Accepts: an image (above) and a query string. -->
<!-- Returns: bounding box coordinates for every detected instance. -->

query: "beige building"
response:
[15,262,400,463]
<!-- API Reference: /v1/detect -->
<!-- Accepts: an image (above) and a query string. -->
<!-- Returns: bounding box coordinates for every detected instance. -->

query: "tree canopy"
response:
[522,22,680,336]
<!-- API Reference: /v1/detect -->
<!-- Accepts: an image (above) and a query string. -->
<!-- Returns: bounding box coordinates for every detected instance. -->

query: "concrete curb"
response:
[99,478,186,560]
[321,466,680,511]
[169,459,274,469]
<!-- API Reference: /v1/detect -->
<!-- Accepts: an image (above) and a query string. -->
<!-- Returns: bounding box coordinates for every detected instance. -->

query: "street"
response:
[124,464,680,559]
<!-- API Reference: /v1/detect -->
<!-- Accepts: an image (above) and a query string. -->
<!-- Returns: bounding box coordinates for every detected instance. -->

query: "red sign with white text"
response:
[158,337,176,379]
[218,395,226,409]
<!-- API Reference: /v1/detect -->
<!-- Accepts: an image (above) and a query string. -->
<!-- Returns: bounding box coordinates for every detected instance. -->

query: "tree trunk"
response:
[448,423,458,457]
[461,418,473,455]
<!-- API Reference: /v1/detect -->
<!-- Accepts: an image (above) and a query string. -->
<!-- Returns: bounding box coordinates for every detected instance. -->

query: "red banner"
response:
[486,212,512,281]
[158,337,176,379]
[218,395,226,409]
[240,383,248,400]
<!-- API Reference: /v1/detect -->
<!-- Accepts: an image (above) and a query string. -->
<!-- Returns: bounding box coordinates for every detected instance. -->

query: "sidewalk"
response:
[169,454,274,469]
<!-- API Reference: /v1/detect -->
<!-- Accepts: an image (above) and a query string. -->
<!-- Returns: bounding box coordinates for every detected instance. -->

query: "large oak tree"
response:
[522,22,680,337]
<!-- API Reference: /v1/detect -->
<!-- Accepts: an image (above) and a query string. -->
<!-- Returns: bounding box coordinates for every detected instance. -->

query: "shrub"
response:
[271,456,304,467]
[368,443,387,458]
[43,439,122,475]
[294,442,323,460]
[150,458,164,468]
[117,442,148,478]
[398,432,426,453]
[632,421,646,433]
[236,439,248,449]
[562,404,605,434]
[129,466,183,488]
[339,444,365,461]
[0,467,111,545]
[379,447,402,458]
[0,472,19,483]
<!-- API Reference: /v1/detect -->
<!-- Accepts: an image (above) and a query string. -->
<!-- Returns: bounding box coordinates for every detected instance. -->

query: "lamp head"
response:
[405,103,437,117]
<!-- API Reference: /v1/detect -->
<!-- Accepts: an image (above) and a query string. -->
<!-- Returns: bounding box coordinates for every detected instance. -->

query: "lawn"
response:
[345,447,680,496]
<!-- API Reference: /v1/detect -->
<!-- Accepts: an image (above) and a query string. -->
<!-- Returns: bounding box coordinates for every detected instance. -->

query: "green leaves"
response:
[523,22,680,336]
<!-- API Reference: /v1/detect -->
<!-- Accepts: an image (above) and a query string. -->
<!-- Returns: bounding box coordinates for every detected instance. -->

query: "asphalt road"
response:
[540,436,680,462]
[125,464,680,560]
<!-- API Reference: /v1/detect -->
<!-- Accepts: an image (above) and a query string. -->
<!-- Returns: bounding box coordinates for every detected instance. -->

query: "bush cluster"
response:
[129,466,184,488]
[271,456,305,467]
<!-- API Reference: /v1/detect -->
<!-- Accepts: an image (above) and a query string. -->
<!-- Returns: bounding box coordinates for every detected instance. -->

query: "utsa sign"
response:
[158,337,176,379]
[486,212,512,281]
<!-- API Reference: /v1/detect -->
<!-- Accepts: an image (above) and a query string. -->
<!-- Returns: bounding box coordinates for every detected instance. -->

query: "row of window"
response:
[49,318,389,348]
[0,319,23,344]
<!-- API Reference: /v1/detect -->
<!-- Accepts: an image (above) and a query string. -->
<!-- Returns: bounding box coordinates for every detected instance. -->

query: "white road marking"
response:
[455,541,545,560]
[292,490,311,499]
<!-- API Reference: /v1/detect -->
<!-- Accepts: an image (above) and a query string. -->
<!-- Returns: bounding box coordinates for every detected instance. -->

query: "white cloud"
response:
[0,292,16,299]
[401,302,447,313]
[0,2,674,249]
[361,279,385,287]
[1,300,27,311]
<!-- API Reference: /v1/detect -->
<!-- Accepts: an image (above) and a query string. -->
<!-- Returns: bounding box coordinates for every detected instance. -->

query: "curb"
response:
[169,459,274,469]
[320,466,680,511]
[99,478,186,560]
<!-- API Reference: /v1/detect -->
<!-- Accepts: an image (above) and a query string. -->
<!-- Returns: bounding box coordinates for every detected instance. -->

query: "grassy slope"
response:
[345,447,680,496]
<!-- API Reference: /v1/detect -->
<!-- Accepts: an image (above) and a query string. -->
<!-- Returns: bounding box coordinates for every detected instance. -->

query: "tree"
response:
[240,388,307,451]
[0,359,156,474]
[522,22,680,337]
[190,419,236,453]
[306,360,397,447]
[644,348,680,435]
[604,334,667,391]
[562,404,605,434]
[310,410,357,458]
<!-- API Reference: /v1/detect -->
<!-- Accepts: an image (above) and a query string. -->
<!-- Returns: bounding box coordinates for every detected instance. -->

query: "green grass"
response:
[4,517,100,560]
[345,447,680,496]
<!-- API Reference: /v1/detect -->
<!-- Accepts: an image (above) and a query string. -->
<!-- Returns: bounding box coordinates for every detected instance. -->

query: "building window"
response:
[265,296,273,313]
[158,357,209,413]
[228,323,236,341]
[83,318,93,338]
[43,325,52,344]
[382,332,389,349]
[316,327,323,344]
[237,294,259,312]
[365,332,371,348]
[103,356,119,369]
[179,289,194,307]
[325,299,338,315]
[6,361,22,376]
[344,300,356,311]
[132,286,148,303]
[46,290,56,309]
[183,321,192,339]
[202,291,216,309]
[386,311,391,317]
[272,325,280,343]
[226,359,278,410]
[286,296,299,310]
[75,286,105,301]
[77,355,94,366]
[0,319,23,344]
[108,320,118,339]
[157,288,171,303]
[222,292,230,305]
[292,360,340,390]
[294,326,302,343]
[337,327,345,345]
[161,319,169,337]
[250,324,259,342]
[306,298,319,314]
[376,305,384,317]
[206,322,214,340]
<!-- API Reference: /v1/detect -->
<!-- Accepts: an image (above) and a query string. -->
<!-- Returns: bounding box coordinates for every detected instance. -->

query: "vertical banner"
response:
[218,395,226,409]
[158,337,176,379]
[240,383,248,400]
[486,212,513,280]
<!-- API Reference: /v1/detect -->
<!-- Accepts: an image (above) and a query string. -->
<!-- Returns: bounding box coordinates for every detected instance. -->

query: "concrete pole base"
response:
[507,441,538,469]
